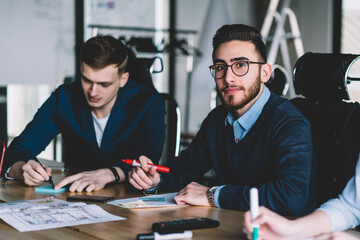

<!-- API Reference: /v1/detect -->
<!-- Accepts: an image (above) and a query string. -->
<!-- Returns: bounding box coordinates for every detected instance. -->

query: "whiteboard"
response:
[0,0,75,86]
[85,0,155,28]
[84,0,156,40]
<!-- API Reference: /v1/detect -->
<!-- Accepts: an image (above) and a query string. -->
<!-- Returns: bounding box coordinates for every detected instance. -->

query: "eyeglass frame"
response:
[209,60,266,79]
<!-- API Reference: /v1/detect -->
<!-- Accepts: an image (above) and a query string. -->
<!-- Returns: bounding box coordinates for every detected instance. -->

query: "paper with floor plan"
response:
[108,192,179,208]
[0,197,125,232]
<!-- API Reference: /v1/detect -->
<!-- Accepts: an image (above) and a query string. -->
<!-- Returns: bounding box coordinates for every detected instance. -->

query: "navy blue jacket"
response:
[3,79,165,178]
[161,93,316,216]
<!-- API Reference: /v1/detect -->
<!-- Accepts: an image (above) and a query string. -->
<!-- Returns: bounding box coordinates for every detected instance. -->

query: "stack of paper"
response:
[108,192,179,208]
[0,197,124,232]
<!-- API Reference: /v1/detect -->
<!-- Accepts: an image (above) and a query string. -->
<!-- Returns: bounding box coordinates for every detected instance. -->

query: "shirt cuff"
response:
[319,198,357,231]
[214,185,225,208]
[4,167,15,180]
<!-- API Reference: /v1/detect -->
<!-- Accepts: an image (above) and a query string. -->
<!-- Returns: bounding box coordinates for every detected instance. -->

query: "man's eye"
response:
[101,84,110,87]
[235,62,248,68]
[215,65,226,71]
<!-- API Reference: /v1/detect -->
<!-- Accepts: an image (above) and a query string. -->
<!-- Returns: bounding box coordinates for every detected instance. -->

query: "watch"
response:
[207,186,218,207]
[143,176,163,196]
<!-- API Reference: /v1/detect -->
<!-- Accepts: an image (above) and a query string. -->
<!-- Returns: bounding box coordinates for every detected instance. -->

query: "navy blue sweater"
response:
[161,93,316,216]
[3,79,165,178]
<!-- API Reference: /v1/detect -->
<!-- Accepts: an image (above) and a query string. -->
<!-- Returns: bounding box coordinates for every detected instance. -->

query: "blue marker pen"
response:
[250,188,259,240]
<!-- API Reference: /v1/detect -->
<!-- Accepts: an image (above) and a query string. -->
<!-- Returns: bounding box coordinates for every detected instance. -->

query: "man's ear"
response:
[260,63,272,84]
[119,72,129,87]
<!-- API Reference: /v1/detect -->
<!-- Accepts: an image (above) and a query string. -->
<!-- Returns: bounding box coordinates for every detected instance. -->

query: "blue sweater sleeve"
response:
[218,117,315,216]
[159,121,213,191]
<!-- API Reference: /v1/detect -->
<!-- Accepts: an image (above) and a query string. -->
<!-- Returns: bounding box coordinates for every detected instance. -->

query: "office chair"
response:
[265,65,288,96]
[126,49,181,164]
[291,52,360,206]
[159,93,181,164]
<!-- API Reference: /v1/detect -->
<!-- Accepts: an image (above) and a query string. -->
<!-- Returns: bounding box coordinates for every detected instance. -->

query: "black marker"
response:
[34,158,55,187]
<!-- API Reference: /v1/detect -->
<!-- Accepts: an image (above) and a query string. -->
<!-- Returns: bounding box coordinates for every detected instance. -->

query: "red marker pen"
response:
[121,159,170,173]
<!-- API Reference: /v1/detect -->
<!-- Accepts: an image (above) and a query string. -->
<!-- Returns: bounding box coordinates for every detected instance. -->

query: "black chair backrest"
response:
[159,93,181,164]
[291,52,360,206]
[265,65,288,96]
[126,48,180,164]
[126,47,159,89]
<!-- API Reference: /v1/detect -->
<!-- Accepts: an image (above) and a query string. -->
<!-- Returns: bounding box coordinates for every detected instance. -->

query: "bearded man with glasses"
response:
[129,24,316,216]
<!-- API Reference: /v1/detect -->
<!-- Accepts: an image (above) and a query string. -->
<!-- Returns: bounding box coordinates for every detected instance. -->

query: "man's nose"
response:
[223,66,236,83]
[90,84,98,95]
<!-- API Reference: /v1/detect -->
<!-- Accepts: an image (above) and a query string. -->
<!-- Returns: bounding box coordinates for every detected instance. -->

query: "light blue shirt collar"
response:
[225,86,271,143]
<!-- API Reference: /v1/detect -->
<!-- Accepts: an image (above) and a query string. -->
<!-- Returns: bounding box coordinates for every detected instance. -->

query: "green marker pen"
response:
[250,188,259,240]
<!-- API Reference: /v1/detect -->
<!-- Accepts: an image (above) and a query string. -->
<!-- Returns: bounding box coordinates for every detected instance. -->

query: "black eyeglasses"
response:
[209,60,266,79]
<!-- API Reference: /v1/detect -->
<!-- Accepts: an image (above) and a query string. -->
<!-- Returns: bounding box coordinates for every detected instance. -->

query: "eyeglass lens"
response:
[211,61,249,78]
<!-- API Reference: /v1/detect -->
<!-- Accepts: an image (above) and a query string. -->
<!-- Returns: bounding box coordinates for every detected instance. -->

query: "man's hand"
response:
[128,155,161,190]
[9,160,52,186]
[54,167,124,192]
[243,206,296,240]
[174,182,210,206]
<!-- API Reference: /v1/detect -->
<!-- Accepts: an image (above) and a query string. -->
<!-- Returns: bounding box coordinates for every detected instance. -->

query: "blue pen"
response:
[250,188,259,240]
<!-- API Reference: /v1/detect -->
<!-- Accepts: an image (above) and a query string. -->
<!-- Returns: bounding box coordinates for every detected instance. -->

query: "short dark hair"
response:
[212,24,267,62]
[80,35,128,75]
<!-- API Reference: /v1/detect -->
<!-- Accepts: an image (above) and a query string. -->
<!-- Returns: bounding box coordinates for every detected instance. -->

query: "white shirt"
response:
[92,113,110,147]
[320,153,360,231]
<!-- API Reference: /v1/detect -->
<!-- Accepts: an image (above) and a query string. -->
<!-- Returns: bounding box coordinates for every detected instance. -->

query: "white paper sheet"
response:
[108,192,180,208]
[0,197,125,232]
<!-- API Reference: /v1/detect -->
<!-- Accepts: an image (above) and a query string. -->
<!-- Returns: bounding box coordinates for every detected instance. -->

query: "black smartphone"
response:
[67,195,115,203]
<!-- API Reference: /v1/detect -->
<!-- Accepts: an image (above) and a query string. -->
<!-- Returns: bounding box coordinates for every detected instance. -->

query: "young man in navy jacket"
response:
[3,36,165,192]
[129,24,316,216]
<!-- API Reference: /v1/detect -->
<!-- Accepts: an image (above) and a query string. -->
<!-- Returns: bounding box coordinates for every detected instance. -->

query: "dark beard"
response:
[217,76,261,112]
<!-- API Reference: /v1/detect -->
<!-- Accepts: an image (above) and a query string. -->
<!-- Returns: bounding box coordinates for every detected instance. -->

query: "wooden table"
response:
[0,170,247,240]
[0,161,359,240]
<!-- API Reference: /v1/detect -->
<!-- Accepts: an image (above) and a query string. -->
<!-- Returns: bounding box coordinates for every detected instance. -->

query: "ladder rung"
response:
[264,34,301,42]
[348,77,360,81]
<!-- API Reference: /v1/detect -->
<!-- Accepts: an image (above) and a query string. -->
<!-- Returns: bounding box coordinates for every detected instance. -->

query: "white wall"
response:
[298,0,333,53]
[0,0,75,86]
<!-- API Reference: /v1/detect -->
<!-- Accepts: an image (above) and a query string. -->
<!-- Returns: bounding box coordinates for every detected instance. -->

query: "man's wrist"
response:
[143,176,162,196]
[108,167,120,183]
